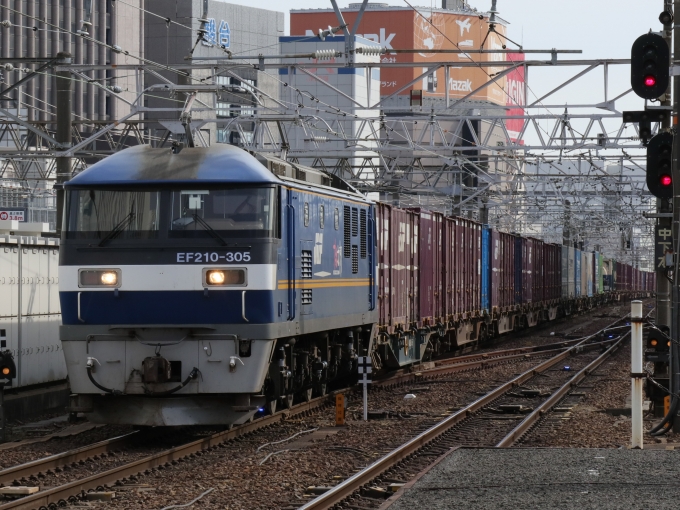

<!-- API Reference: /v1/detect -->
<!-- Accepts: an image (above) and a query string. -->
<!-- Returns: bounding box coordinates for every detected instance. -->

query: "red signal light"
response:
[661,174,672,186]
[645,75,657,87]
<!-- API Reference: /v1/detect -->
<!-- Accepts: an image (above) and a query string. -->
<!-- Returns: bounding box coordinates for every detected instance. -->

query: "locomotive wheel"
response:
[265,400,277,415]
[315,382,327,397]
[284,393,295,409]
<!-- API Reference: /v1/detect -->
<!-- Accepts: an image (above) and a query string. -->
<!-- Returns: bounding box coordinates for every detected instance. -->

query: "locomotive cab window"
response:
[169,187,277,239]
[64,189,161,240]
[319,205,324,229]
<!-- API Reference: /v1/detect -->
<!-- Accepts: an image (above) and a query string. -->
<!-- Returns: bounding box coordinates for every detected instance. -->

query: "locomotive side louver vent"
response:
[344,206,351,258]
[360,209,367,259]
[301,288,312,304]
[352,208,358,236]
[352,245,359,274]
[301,250,312,278]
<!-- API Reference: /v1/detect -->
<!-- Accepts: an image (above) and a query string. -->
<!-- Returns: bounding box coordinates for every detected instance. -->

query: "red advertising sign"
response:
[505,53,525,142]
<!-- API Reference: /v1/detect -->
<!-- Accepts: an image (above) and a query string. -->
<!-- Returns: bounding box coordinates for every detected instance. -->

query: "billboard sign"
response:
[292,8,509,104]
[505,53,525,142]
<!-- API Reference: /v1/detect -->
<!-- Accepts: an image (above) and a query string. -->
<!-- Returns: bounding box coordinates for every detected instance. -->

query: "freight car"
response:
[62,145,653,426]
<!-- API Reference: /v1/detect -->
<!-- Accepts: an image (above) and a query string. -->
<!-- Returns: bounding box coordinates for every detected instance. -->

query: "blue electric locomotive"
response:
[61,144,377,426]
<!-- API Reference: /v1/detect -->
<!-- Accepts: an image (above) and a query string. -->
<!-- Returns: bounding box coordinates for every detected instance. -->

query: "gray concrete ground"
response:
[386,448,680,509]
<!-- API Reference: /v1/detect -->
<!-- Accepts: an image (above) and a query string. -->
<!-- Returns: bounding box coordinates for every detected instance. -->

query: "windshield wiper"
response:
[98,212,136,247]
[192,214,228,246]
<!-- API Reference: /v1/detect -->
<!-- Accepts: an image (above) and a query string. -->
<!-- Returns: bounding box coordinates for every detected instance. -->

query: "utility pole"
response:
[55,52,72,235]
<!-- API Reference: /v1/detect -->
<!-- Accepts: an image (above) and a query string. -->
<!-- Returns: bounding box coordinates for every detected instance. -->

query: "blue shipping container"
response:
[574,248,582,297]
[481,226,491,311]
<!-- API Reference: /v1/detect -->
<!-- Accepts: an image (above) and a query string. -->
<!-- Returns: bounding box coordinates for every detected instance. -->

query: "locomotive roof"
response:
[66,144,281,187]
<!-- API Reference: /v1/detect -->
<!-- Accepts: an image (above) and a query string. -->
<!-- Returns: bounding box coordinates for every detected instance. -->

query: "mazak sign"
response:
[0,209,25,221]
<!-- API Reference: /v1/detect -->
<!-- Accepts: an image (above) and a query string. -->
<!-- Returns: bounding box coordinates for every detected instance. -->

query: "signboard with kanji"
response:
[655,224,673,268]
[0,209,25,221]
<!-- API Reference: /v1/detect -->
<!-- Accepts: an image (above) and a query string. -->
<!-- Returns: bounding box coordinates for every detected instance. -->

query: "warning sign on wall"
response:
[0,210,25,221]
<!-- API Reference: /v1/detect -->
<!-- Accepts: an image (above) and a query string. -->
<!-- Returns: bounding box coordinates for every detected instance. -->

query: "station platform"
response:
[382,447,680,509]
[2,381,70,424]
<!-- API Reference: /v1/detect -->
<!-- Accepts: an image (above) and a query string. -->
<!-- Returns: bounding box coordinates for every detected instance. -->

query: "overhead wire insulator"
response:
[355,46,385,56]
[313,49,338,61]
[0,20,11,28]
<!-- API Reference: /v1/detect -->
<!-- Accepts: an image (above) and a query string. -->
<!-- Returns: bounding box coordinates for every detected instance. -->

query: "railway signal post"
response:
[631,301,644,449]
[672,0,680,432]
[358,357,372,421]
[631,2,678,434]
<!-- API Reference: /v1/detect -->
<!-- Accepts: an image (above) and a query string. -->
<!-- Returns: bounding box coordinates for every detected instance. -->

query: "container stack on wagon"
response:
[374,207,655,368]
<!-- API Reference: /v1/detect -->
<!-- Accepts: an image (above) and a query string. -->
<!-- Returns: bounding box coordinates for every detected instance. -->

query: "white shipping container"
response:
[0,233,64,388]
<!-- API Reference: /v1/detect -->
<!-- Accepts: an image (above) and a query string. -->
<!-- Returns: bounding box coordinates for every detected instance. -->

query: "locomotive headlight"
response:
[203,268,246,286]
[79,269,121,288]
[207,270,226,285]
[100,271,118,286]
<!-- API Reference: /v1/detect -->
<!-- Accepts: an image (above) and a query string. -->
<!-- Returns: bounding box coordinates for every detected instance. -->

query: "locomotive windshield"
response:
[65,189,161,240]
[169,188,275,239]
[64,187,277,241]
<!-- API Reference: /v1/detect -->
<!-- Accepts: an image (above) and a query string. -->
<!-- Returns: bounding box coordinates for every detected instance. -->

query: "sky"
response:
[218,0,664,116]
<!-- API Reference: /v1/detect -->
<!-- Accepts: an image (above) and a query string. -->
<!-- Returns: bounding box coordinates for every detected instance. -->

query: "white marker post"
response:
[631,300,643,449]
[357,356,372,421]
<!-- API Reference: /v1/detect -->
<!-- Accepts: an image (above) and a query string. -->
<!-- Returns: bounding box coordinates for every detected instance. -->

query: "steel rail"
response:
[299,314,635,510]
[0,395,335,510]
[0,433,137,486]
[378,339,624,388]
[495,331,630,447]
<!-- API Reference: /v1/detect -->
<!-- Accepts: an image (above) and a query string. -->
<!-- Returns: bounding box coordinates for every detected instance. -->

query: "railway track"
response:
[0,396,336,510]
[0,306,643,510]
[298,312,641,510]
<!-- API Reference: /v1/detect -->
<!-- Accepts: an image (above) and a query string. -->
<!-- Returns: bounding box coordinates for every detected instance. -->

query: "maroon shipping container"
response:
[460,218,482,315]
[491,230,515,309]
[442,216,482,317]
[376,203,418,331]
[545,243,561,301]
[616,262,632,291]
[412,209,443,325]
[531,238,545,304]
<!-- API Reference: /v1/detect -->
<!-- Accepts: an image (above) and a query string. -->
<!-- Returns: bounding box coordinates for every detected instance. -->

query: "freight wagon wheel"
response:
[479,324,489,344]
